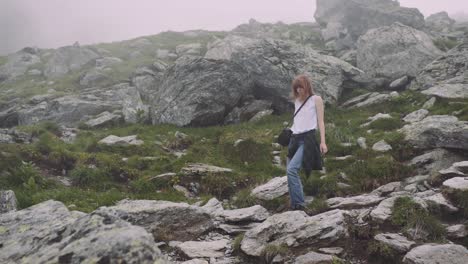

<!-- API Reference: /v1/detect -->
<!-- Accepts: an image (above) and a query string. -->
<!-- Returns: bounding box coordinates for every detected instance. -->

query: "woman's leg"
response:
[286,143,305,209]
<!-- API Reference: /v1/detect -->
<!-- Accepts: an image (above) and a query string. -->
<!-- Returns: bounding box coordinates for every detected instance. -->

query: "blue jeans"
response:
[287,140,305,209]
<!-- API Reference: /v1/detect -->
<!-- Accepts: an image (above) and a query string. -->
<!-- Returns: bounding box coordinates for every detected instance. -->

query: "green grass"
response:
[429,98,468,121]
[391,197,446,242]
[433,38,459,52]
[1,91,430,212]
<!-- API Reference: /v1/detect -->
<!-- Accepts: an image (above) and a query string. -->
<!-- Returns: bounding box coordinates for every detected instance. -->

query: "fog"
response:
[1,0,468,55]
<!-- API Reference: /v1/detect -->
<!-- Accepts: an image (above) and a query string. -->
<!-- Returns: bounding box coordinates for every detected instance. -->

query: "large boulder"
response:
[399,115,468,150]
[44,44,100,79]
[206,35,364,105]
[240,210,348,256]
[403,244,468,264]
[16,84,148,126]
[410,41,468,96]
[356,22,442,82]
[314,0,425,50]
[426,12,456,33]
[0,47,41,80]
[94,199,215,241]
[0,190,17,213]
[151,56,251,126]
[0,200,166,263]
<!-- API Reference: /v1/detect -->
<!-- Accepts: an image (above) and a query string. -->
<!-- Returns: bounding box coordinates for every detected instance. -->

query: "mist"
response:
[1,0,468,55]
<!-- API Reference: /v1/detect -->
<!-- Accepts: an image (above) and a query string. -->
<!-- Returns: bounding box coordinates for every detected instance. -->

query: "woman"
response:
[287,74,328,211]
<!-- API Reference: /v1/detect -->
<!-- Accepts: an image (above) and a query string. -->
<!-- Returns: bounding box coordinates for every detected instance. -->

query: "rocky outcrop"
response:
[241,210,348,256]
[410,42,468,96]
[206,35,364,104]
[357,22,442,82]
[0,47,41,80]
[426,12,456,33]
[403,244,468,264]
[399,115,468,150]
[251,176,288,201]
[0,200,166,263]
[44,44,100,79]
[151,57,251,126]
[98,135,143,146]
[314,0,425,51]
[0,190,17,213]
[94,199,214,241]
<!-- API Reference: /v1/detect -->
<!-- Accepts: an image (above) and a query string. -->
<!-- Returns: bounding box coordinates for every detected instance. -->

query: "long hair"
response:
[291,74,314,100]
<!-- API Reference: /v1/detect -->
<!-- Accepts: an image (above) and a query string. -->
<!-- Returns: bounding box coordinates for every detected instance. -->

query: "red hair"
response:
[291,74,314,99]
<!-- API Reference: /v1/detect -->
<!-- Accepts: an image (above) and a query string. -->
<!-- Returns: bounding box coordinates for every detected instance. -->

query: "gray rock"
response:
[314,0,424,51]
[95,57,122,69]
[151,56,251,126]
[410,42,468,91]
[318,247,344,255]
[370,195,427,223]
[85,111,122,128]
[389,76,410,90]
[176,239,229,258]
[224,100,272,124]
[403,244,468,264]
[357,137,367,149]
[442,177,468,192]
[342,92,398,108]
[44,45,100,78]
[426,12,456,33]
[231,19,324,48]
[0,190,17,213]
[361,113,392,127]
[409,149,465,175]
[201,198,224,216]
[251,176,288,200]
[0,128,32,144]
[218,223,260,235]
[327,194,384,209]
[403,109,429,123]
[0,49,41,80]
[30,214,166,263]
[375,233,416,253]
[206,35,364,104]
[446,224,468,239]
[241,210,348,256]
[357,22,442,81]
[372,140,392,152]
[219,205,270,223]
[371,182,402,197]
[399,115,468,150]
[98,135,143,146]
[420,193,459,213]
[94,199,214,241]
[176,43,203,56]
[79,69,110,87]
[422,83,468,99]
[116,84,149,123]
[1,200,166,263]
[422,97,436,109]
[294,251,335,264]
[181,163,233,176]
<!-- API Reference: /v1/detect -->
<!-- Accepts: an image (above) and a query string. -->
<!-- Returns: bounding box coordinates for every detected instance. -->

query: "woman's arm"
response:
[315,96,328,154]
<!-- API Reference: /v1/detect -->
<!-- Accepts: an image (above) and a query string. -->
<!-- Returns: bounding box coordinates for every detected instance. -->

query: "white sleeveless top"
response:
[291,95,317,134]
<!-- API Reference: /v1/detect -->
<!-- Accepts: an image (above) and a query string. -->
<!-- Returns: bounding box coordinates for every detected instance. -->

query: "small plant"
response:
[433,38,459,51]
[260,244,287,264]
[391,197,446,242]
[232,189,257,208]
[368,117,403,131]
[232,234,244,253]
[306,197,330,215]
[368,241,400,263]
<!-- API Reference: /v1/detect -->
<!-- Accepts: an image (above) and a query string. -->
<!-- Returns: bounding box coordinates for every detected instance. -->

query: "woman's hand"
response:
[320,142,328,155]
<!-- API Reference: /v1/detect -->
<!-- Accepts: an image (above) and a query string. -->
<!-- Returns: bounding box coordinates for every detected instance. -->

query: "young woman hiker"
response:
[287,74,328,211]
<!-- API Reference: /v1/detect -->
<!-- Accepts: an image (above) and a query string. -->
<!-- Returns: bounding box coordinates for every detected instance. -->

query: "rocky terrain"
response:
[1,0,468,263]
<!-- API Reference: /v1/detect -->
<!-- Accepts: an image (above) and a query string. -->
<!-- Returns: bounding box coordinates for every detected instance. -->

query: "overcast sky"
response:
[1,0,468,55]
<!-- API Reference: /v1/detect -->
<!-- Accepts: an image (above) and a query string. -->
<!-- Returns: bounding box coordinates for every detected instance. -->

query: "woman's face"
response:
[296,86,307,98]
